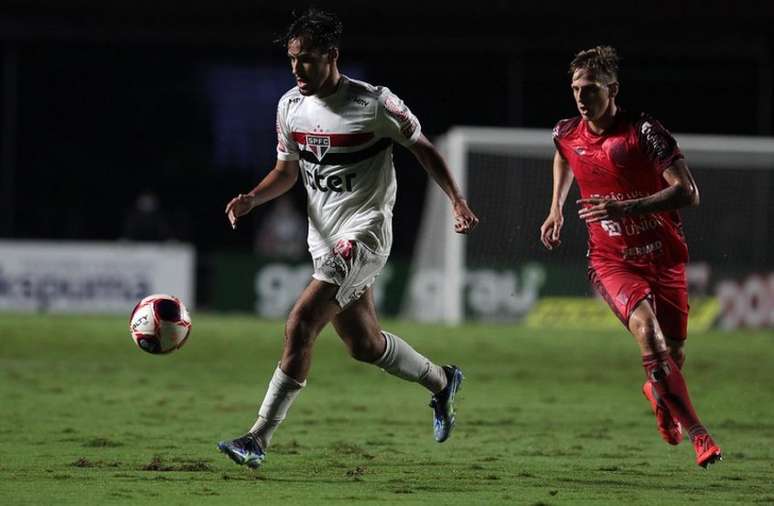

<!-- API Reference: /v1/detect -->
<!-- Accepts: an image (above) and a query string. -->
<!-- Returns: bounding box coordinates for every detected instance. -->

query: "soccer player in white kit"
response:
[218,8,479,469]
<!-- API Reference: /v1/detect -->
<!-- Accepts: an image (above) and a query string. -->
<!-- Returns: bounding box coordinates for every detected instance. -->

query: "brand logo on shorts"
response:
[306,135,331,161]
[334,239,354,260]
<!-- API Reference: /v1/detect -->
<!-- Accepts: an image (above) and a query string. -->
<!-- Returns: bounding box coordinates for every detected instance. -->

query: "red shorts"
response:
[588,260,689,340]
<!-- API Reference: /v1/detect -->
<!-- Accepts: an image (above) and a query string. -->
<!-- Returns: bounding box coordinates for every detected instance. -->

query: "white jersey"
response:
[275,76,422,258]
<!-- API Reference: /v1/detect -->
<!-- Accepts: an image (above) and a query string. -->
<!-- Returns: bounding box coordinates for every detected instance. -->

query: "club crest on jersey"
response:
[305,135,331,161]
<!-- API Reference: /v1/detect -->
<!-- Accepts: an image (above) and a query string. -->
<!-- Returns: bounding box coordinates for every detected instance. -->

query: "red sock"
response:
[642,351,706,440]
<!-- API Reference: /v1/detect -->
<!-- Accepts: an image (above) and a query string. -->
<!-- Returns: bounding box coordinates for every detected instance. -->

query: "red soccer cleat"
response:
[693,433,722,468]
[642,381,682,445]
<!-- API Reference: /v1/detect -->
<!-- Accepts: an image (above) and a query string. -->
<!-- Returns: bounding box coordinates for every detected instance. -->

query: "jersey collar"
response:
[310,75,349,105]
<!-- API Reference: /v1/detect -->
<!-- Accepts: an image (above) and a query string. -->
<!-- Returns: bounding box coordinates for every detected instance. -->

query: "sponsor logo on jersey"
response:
[306,135,331,161]
[640,120,673,162]
[303,167,357,193]
[384,95,417,139]
[624,216,664,237]
[600,220,622,237]
[622,240,663,259]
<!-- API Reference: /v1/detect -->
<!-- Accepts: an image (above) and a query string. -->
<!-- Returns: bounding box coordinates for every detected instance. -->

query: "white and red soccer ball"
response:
[129,294,191,354]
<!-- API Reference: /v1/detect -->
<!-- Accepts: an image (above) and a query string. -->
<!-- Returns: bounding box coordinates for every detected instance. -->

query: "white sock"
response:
[248,366,306,450]
[373,331,448,393]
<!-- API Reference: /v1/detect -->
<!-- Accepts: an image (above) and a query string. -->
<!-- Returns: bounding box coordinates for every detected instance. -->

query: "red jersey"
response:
[553,110,688,266]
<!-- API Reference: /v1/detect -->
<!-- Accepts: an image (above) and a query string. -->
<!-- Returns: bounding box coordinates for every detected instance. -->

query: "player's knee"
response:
[285,312,318,350]
[629,313,654,339]
[629,314,664,351]
[348,334,383,363]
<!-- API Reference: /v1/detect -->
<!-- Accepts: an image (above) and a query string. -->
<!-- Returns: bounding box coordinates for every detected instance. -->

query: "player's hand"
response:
[224,193,256,230]
[577,198,627,223]
[540,209,564,250]
[453,199,479,234]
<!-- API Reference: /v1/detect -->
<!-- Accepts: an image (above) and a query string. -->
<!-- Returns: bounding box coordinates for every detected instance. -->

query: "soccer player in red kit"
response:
[540,46,722,468]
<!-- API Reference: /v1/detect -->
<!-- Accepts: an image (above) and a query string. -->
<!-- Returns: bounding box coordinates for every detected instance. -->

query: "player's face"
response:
[287,37,336,96]
[571,68,617,122]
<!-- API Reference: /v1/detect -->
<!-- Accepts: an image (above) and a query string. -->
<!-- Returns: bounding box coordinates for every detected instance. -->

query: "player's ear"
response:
[328,47,339,64]
[608,81,620,99]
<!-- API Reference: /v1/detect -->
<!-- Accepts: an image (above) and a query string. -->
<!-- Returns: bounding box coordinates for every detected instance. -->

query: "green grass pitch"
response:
[1,313,773,505]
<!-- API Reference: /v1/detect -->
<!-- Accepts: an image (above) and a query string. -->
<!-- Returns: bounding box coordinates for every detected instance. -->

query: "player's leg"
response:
[629,300,721,467]
[642,266,688,443]
[218,279,340,467]
[332,287,447,392]
[651,263,721,466]
[666,338,686,369]
[251,279,340,441]
[652,262,690,370]
[589,264,683,445]
[331,287,462,442]
[279,279,341,381]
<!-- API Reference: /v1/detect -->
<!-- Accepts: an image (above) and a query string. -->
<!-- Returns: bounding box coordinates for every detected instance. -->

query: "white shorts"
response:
[312,239,388,308]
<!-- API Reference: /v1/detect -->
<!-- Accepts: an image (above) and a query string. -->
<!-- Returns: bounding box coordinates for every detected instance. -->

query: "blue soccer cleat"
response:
[430,365,464,443]
[217,433,266,469]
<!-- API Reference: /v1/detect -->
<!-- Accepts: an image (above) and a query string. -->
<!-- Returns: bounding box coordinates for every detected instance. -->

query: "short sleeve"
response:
[276,100,299,161]
[552,121,567,159]
[377,88,422,146]
[552,118,577,160]
[637,116,683,173]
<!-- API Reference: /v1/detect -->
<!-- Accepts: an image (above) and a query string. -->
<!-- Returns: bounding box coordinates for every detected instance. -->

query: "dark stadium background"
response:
[2,0,773,307]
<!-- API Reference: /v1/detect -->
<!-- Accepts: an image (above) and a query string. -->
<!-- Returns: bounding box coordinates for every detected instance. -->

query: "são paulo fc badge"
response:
[306,135,331,161]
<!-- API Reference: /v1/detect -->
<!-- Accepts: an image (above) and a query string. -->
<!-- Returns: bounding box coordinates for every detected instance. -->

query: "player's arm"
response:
[540,150,574,249]
[225,159,300,229]
[577,158,699,223]
[407,134,479,234]
[629,158,699,213]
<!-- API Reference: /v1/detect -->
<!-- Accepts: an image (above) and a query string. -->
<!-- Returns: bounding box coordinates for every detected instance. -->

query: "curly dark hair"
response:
[569,46,619,83]
[276,8,343,53]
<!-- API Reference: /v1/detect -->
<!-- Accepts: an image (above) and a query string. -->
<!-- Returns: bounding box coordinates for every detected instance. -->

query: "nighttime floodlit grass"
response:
[1,313,773,505]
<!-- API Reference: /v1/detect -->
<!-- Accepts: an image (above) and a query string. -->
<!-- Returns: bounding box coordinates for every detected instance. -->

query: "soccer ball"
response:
[129,294,192,354]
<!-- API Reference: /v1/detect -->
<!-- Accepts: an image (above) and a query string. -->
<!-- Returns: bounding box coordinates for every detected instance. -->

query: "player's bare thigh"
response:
[628,298,669,356]
[331,287,386,362]
[281,278,341,380]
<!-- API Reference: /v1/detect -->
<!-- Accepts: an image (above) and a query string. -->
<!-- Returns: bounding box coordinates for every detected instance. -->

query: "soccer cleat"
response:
[693,433,722,469]
[429,365,464,443]
[642,381,682,445]
[217,433,266,469]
